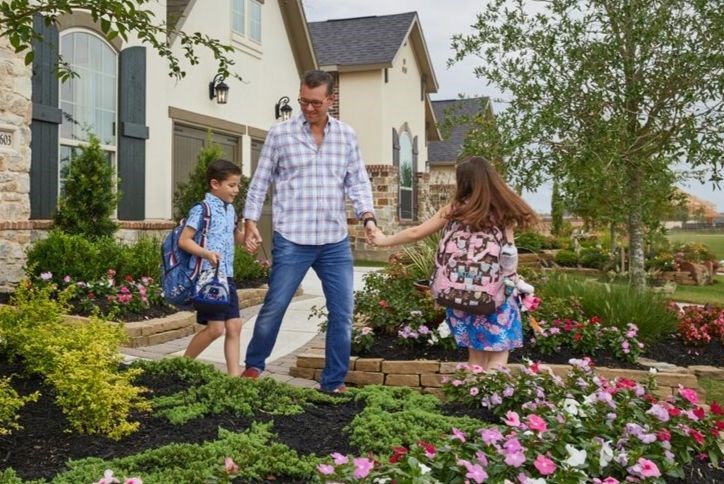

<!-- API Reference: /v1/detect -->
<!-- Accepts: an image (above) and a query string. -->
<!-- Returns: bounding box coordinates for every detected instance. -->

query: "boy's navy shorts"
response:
[196,278,240,324]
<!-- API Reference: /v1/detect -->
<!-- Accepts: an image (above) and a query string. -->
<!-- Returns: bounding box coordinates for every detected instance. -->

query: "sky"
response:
[301,0,723,214]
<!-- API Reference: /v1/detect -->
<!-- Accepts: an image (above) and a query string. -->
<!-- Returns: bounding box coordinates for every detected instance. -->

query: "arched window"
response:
[398,131,414,220]
[58,30,117,194]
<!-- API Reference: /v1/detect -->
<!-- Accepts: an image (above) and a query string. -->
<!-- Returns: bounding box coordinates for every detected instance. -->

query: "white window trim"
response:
[230,0,263,57]
[58,29,119,202]
[398,130,414,220]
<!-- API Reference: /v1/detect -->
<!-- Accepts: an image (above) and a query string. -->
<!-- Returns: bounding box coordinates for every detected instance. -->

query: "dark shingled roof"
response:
[308,12,417,67]
[428,98,489,163]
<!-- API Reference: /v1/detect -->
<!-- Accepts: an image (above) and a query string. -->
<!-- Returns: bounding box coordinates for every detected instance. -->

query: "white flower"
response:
[561,398,580,416]
[418,463,431,474]
[437,321,451,338]
[599,440,614,470]
[526,479,547,484]
[564,444,587,467]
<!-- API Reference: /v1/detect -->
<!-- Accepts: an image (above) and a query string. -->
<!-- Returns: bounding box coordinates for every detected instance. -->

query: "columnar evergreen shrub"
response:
[53,135,119,239]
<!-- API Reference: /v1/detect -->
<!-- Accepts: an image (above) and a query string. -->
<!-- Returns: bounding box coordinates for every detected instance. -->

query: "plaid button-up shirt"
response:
[243,113,374,245]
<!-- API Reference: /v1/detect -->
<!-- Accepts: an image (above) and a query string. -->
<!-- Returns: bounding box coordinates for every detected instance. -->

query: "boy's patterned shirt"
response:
[186,193,237,277]
[243,113,374,245]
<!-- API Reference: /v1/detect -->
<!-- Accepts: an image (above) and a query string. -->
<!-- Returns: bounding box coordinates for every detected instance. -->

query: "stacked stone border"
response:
[291,351,723,400]
[62,285,300,348]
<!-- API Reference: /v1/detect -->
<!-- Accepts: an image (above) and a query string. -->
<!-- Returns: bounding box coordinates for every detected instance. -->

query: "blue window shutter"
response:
[117,46,148,220]
[29,15,61,219]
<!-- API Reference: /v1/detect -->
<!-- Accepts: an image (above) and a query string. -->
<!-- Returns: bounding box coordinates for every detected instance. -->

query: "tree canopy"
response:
[0,0,237,81]
[451,0,723,288]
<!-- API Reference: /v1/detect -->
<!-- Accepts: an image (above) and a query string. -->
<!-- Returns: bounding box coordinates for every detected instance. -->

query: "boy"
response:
[179,159,244,376]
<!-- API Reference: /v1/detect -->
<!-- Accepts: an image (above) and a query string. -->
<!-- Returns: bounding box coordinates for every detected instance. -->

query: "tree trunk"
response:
[609,223,618,271]
[627,169,646,290]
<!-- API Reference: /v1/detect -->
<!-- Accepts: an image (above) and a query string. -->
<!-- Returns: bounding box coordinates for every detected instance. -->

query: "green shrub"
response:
[0,377,39,436]
[0,284,149,439]
[26,231,161,282]
[537,272,678,342]
[54,135,119,239]
[578,247,610,270]
[234,249,270,283]
[173,132,249,221]
[515,230,548,253]
[402,232,440,280]
[553,249,578,267]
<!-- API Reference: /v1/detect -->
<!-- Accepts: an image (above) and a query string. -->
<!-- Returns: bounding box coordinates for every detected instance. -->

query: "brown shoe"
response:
[241,367,261,379]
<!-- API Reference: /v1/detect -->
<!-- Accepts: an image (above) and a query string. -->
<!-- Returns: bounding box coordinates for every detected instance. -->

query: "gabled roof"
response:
[428,98,491,164]
[308,12,438,92]
[167,0,194,32]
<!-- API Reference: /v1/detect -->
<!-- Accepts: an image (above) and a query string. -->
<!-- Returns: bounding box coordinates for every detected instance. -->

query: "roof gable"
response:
[428,98,491,163]
[308,12,416,67]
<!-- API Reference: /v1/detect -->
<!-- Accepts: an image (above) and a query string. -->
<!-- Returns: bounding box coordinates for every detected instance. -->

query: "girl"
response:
[371,156,537,369]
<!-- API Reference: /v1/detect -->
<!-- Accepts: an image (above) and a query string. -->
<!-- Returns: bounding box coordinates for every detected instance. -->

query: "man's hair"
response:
[448,156,538,231]
[206,159,241,188]
[301,70,335,95]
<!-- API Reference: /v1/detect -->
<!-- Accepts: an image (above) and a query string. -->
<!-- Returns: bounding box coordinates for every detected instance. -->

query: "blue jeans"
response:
[245,232,353,391]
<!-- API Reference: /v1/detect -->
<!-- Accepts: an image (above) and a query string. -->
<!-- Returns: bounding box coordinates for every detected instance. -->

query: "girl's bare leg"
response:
[486,350,510,370]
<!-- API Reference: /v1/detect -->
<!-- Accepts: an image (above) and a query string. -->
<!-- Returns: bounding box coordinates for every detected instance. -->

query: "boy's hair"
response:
[301,70,335,95]
[448,156,538,231]
[206,159,241,188]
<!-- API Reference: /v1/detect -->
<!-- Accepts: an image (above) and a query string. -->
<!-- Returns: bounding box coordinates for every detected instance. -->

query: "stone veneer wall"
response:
[0,36,33,292]
[349,165,455,261]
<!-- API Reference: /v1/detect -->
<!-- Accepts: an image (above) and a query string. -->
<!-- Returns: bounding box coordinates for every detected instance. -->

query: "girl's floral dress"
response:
[446,295,522,351]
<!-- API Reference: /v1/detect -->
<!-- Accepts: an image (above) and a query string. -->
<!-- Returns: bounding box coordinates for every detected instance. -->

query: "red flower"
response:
[389,446,408,463]
[530,362,541,374]
[693,407,706,420]
[417,440,436,457]
[573,333,582,342]
[689,429,705,445]
[590,315,601,325]
[668,406,681,417]
[710,401,723,415]
[125,275,134,282]
[657,429,671,442]
[715,420,724,431]
[616,378,637,389]
[378,300,389,309]
[643,394,659,404]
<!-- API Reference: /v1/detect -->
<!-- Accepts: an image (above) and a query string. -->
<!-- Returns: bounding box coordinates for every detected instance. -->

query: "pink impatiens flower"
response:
[317,464,335,475]
[331,452,348,465]
[533,454,557,475]
[94,470,120,484]
[504,410,521,427]
[224,457,239,474]
[628,457,661,478]
[451,427,467,442]
[679,387,699,405]
[353,457,374,479]
[526,414,547,434]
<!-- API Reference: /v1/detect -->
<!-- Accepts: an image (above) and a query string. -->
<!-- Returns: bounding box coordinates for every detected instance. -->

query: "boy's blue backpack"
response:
[161,202,211,309]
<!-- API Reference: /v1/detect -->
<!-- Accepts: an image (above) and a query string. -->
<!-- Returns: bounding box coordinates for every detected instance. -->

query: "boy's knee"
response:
[204,324,226,339]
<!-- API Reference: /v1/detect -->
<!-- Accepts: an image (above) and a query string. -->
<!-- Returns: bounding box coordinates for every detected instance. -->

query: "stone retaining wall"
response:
[65,285,287,348]
[290,352,723,400]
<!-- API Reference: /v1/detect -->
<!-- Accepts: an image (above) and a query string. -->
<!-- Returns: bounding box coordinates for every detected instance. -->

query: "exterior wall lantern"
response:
[209,74,229,104]
[275,96,293,120]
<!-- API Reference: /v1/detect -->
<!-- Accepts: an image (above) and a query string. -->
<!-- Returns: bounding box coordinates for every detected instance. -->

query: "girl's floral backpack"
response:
[430,220,516,315]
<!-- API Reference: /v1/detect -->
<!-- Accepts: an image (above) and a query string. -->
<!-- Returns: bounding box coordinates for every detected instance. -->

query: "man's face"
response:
[299,83,333,125]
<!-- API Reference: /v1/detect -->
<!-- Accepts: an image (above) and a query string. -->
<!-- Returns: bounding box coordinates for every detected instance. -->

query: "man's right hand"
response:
[243,220,262,253]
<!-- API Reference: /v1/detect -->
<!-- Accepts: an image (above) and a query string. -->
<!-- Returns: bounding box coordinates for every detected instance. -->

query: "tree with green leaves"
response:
[54,134,119,238]
[0,0,236,81]
[451,0,722,289]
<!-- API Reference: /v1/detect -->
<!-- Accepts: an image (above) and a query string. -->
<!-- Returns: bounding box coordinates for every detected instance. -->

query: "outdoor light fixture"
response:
[275,95,293,120]
[209,74,229,104]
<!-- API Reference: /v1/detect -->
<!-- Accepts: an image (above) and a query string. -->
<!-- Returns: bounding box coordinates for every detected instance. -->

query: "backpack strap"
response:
[503,225,514,245]
[190,201,212,279]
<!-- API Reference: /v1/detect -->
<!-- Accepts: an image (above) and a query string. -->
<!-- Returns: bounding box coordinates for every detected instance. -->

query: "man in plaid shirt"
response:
[242,70,377,392]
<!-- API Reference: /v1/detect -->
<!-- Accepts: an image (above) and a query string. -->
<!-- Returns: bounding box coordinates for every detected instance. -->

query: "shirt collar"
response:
[297,112,337,134]
[204,192,228,209]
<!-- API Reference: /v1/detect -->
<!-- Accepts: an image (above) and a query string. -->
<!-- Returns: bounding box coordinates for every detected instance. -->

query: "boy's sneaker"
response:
[241,367,261,379]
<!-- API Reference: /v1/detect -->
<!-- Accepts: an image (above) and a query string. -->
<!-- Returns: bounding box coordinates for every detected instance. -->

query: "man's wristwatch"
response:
[362,216,377,228]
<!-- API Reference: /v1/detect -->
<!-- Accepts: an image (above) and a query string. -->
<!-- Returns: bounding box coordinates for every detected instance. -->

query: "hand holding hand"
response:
[244,220,262,253]
[369,227,388,247]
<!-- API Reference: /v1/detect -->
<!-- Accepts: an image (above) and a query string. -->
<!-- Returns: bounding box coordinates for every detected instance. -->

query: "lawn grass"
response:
[673,275,724,305]
[699,377,724,404]
[667,230,724,259]
[354,259,388,268]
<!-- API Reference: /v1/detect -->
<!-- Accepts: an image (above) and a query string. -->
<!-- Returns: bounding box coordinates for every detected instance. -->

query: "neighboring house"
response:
[427,97,492,184]
[307,12,442,254]
[0,0,317,290]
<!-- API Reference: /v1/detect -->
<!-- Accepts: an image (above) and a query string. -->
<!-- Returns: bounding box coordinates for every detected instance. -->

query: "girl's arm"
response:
[372,205,450,248]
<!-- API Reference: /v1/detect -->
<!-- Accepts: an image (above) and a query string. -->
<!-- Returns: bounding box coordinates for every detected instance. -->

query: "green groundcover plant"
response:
[317,360,724,483]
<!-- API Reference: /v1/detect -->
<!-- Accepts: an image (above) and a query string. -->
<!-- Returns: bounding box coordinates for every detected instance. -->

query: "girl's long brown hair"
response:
[447,156,538,231]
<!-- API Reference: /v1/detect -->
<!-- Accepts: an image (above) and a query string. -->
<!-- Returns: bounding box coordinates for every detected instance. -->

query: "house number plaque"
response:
[0,126,17,153]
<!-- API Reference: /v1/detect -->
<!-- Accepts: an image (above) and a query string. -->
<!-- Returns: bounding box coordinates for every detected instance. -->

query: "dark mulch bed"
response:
[0,360,721,483]
[356,331,723,370]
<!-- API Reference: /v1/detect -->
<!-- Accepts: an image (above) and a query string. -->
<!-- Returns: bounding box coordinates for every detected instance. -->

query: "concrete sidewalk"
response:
[122,266,377,384]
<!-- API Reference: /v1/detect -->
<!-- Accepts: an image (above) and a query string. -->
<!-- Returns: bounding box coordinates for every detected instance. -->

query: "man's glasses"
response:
[298,97,328,108]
